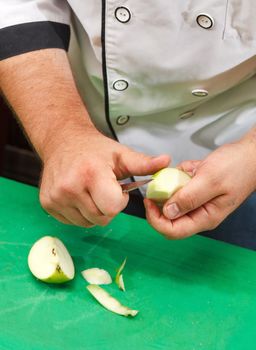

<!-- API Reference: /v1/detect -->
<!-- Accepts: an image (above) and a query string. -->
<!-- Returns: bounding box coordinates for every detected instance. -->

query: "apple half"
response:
[146,167,191,203]
[28,236,75,283]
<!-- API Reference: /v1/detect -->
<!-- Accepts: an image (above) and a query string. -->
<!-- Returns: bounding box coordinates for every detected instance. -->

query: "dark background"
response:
[0,95,41,186]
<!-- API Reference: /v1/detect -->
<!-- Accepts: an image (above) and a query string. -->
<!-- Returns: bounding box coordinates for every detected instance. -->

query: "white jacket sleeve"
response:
[0,0,71,60]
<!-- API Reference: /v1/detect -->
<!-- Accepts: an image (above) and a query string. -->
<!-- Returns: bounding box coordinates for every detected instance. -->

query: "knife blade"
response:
[120,179,152,193]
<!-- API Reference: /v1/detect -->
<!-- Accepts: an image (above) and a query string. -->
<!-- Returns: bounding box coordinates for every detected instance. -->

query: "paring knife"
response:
[120,179,152,193]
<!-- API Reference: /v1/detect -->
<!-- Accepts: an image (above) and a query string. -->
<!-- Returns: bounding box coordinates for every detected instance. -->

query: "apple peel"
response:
[28,236,75,284]
[87,284,138,317]
[115,258,127,291]
[81,268,112,285]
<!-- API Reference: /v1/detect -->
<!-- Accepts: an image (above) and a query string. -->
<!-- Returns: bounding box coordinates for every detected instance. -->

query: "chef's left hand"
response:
[144,133,256,239]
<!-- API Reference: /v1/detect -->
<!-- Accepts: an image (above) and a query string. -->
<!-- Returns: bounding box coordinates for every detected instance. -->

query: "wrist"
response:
[37,113,99,162]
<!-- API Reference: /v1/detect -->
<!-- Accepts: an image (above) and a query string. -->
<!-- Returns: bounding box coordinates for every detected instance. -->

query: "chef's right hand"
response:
[39,129,170,227]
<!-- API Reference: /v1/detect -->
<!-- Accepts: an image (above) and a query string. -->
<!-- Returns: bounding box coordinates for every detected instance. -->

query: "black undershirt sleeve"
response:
[0,21,70,60]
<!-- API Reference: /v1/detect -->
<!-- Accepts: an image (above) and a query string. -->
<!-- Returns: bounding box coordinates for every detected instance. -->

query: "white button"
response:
[116,115,130,125]
[179,111,195,120]
[192,89,208,97]
[115,7,131,23]
[113,80,129,91]
[196,14,214,29]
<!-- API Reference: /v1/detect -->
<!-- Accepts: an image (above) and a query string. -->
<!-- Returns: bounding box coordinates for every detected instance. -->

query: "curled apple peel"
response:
[115,258,127,291]
[87,284,138,317]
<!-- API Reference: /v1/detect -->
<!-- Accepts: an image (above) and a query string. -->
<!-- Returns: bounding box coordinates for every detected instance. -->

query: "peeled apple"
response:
[146,167,191,203]
[28,236,75,283]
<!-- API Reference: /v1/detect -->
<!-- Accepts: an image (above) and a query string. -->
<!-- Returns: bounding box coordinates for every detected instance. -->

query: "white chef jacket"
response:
[1,1,256,168]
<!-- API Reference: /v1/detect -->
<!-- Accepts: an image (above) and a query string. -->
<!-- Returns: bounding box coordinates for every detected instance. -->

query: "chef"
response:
[0,1,256,248]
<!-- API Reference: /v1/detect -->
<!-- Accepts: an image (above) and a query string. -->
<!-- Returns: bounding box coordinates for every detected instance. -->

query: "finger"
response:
[46,210,74,225]
[40,192,75,225]
[145,196,228,239]
[64,207,96,227]
[46,207,95,227]
[162,171,225,220]
[120,152,170,177]
[176,160,201,176]
[76,190,113,226]
[168,196,233,237]
[53,206,95,228]
[90,171,129,217]
[41,175,107,226]
[145,200,207,239]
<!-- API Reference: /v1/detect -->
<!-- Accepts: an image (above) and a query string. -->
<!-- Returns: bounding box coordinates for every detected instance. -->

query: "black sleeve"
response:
[0,0,71,60]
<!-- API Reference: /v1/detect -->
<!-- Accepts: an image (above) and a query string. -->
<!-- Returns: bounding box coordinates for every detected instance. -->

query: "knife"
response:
[120,179,152,193]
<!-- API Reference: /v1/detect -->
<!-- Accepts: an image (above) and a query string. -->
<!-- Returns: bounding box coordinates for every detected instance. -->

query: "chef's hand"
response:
[144,134,256,239]
[40,129,170,227]
[0,49,169,228]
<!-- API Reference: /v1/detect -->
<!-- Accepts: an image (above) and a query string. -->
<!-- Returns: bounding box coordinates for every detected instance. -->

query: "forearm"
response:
[0,48,97,161]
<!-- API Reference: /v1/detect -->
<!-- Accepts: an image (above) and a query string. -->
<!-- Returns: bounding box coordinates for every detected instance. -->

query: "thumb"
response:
[162,160,202,219]
[162,172,216,220]
[121,151,170,177]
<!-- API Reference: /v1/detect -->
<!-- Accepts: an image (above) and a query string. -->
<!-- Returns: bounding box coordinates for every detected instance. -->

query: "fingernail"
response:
[166,203,180,219]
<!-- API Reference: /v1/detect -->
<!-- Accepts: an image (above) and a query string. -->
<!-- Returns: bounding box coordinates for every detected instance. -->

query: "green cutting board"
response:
[1,177,256,350]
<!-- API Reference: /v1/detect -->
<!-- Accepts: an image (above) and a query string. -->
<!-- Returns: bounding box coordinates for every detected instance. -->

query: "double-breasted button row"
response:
[116,111,197,125]
[113,81,208,97]
[114,82,208,98]
[114,7,214,30]
[113,7,211,126]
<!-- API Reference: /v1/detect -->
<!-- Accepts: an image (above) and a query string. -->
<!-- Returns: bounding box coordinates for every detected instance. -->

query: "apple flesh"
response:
[146,168,191,203]
[28,236,75,283]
